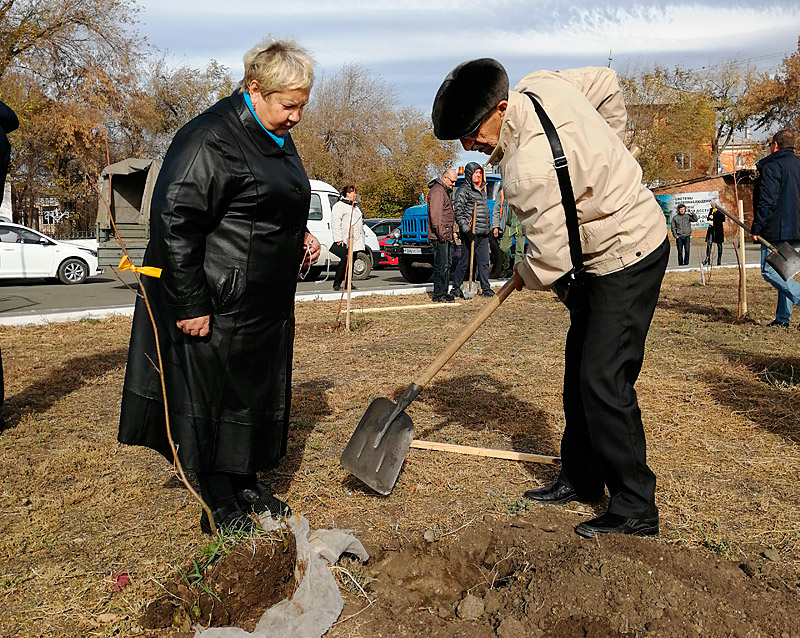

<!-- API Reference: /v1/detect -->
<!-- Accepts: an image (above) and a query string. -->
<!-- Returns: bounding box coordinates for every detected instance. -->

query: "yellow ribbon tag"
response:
[118,255,162,278]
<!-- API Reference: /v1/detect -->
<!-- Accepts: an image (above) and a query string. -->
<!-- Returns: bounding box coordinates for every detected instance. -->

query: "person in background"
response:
[427,168,457,302]
[0,99,18,430]
[492,187,524,278]
[118,39,320,534]
[703,204,725,266]
[670,204,698,266]
[330,185,365,292]
[751,129,800,328]
[451,162,494,298]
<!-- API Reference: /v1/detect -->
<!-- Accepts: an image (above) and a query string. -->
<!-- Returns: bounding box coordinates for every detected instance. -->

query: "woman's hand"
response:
[304,232,321,265]
[176,315,211,337]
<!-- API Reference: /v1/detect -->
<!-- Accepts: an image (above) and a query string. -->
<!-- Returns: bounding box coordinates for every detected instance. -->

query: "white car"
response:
[0,222,102,284]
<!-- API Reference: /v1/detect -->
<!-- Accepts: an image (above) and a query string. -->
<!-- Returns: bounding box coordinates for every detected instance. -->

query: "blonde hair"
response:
[240,38,314,95]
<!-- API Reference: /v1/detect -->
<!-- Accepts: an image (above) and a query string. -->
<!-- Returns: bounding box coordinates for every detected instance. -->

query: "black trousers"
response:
[432,240,451,299]
[559,238,669,517]
[452,234,491,292]
[329,242,354,287]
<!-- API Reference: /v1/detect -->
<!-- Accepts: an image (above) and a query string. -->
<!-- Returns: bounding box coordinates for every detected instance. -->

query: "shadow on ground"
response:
[657,296,759,325]
[266,378,333,494]
[706,348,800,443]
[2,347,128,430]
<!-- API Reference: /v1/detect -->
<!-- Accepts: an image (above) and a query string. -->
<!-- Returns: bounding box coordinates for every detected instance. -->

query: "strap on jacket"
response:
[525,93,583,276]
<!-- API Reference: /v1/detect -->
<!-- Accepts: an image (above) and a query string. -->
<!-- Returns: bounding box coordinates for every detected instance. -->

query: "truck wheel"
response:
[57,258,88,284]
[399,257,433,284]
[352,251,372,280]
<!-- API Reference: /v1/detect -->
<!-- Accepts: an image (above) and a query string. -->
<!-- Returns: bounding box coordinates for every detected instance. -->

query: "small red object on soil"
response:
[107,571,131,592]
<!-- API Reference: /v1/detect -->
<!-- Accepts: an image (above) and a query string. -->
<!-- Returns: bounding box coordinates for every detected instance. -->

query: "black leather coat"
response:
[118,90,310,473]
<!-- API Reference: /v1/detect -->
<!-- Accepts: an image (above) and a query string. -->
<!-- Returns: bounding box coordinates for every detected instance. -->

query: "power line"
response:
[686,50,791,73]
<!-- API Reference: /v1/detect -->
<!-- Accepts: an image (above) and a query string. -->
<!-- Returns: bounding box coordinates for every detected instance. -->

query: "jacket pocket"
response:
[213,267,244,314]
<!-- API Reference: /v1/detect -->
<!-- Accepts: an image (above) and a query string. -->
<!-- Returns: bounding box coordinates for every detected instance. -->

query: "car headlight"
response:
[78,247,98,257]
[391,228,401,239]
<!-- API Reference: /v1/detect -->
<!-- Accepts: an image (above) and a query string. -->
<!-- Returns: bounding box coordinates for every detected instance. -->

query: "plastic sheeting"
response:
[194,514,368,638]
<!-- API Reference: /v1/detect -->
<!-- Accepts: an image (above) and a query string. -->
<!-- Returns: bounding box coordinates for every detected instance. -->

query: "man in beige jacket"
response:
[432,59,669,538]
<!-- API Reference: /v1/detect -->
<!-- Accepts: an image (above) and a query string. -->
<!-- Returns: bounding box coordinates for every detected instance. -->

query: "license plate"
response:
[404,247,422,255]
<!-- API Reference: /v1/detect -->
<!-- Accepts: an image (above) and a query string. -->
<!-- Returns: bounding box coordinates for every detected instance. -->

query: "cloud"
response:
[133,1,799,109]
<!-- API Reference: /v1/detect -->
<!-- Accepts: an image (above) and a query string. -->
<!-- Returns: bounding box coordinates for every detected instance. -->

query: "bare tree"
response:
[748,36,800,133]
[293,63,458,216]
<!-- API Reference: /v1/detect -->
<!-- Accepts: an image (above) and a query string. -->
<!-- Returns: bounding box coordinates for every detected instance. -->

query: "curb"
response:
[0,263,761,328]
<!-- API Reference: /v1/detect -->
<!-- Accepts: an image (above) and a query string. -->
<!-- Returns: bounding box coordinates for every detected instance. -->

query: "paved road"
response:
[0,240,764,325]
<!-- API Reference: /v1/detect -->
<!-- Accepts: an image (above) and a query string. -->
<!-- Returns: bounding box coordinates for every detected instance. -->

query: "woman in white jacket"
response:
[330,185,365,290]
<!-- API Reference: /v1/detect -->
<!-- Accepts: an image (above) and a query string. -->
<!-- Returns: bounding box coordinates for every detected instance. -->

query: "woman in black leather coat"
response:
[118,39,320,533]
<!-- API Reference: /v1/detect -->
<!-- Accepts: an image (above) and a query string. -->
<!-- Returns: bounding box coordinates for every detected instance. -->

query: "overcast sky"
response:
[133,0,799,160]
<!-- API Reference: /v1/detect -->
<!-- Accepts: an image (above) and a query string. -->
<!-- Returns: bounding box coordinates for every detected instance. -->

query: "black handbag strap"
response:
[525,93,583,275]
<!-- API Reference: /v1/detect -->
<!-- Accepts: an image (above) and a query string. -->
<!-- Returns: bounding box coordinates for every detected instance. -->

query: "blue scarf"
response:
[243,92,286,148]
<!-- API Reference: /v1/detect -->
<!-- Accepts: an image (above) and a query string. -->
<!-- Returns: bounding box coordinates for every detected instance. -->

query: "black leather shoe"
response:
[481,289,496,298]
[235,483,291,519]
[333,283,342,291]
[450,288,465,299]
[574,511,659,538]
[766,320,789,328]
[523,481,603,506]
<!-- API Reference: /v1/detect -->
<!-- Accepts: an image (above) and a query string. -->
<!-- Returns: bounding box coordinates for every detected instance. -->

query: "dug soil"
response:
[140,531,297,632]
[341,506,799,638]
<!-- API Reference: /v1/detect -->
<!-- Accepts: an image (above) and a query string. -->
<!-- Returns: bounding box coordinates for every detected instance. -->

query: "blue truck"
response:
[386,170,504,283]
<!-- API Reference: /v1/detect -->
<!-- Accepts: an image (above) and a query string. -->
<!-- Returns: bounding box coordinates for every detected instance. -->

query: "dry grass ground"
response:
[0,268,798,636]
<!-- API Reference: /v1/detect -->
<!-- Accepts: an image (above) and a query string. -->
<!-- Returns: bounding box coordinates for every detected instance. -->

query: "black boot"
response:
[235,482,291,519]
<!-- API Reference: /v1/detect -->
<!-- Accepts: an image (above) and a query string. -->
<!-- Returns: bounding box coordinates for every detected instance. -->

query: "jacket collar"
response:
[230,90,295,158]
[488,91,534,165]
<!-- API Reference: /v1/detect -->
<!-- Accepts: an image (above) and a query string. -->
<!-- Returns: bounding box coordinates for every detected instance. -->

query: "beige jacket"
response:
[488,67,667,290]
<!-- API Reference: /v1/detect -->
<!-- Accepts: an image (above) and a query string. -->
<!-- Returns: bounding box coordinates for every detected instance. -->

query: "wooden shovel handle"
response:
[468,203,477,285]
[413,277,517,388]
[713,201,777,252]
[410,439,560,465]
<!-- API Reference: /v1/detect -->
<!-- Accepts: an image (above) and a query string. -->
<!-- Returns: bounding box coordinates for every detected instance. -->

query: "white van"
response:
[306,179,379,281]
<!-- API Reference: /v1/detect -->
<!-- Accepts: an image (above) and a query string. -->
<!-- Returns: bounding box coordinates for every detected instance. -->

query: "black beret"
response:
[431,58,509,140]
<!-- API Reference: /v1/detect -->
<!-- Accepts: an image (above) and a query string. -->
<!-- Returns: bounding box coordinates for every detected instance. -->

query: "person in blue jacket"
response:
[751,130,800,328]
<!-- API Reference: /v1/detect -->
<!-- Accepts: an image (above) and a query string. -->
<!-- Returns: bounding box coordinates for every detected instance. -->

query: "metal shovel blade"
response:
[339,397,414,495]
[767,242,800,282]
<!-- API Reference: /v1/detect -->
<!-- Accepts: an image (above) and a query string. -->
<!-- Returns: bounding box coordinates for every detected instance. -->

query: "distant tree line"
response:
[619,37,800,186]
[0,1,457,232]
[0,2,796,226]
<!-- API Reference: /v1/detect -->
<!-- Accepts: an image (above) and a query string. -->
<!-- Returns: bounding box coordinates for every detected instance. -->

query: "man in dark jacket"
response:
[751,129,800,327]
[451,162,494,298]
[427,168,457,302]
[0,100,18,430]
[670,204,698,266]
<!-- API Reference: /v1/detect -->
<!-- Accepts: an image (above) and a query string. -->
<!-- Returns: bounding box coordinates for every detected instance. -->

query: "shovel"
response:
[340,276,518,495]
[713,200,800,281]
[462,203,478,299]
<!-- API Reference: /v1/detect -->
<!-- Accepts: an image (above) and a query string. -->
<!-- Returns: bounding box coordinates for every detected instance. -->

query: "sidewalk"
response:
[0,239,764,327]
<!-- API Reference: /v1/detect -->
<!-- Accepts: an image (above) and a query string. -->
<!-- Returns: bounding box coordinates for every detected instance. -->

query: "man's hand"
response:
[493,228,499,237]
[304,232,321,265]
[176,315,210,337]
[511,264,525,291]
[751,234,759,243]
